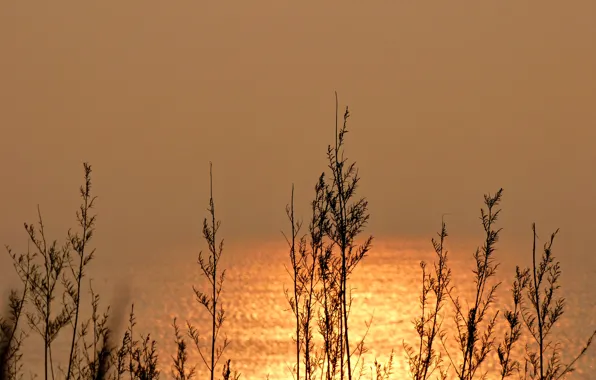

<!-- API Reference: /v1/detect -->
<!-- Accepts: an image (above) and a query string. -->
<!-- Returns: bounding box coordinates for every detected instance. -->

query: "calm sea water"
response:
[6,239,596,379]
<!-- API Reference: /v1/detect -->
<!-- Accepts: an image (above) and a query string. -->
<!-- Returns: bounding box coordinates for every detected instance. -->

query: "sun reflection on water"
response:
[14,239,594,379]
[119,239,594,379]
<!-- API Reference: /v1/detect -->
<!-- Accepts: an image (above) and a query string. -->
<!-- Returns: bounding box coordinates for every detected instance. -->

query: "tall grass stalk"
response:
[325,92,372,380]
[171,318,195,380]
[285,94,373,380]
[188,162,231,380]
[442,189,503,380]
[25,209,76,380]
[405,218,451,380]
[497,265,529,379]
[284,184,303,380]
[284,174,330,380]
[65,162,98,380]
[1,243,35,380]
[518,224,596,380]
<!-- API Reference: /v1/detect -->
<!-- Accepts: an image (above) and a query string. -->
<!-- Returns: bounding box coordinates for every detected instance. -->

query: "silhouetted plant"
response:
[116,305,159,380]
[2,163,157,380]
[132,335,159,380]
[442,189,503,380]
[303,183,324,380]
[170,318,195,380]
[0,290,27,380]
[65,162,98,380]
[497,265,529,379]
[285,94,374,380]
[1,244,35,380]
[405,218,451,380]
[369,351,394,380]
[69,281,112,380]
[25,208,76,380]
[220,359,240,380]
[114,317,130,380]
[518,224,596,380]
[314,218,343,380]
[187,162,232,380]
[284,177,328,380]
[324,92,373,380]
[284,184,304,380]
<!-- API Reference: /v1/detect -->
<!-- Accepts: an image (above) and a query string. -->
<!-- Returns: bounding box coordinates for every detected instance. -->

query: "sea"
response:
[3,238,596,379]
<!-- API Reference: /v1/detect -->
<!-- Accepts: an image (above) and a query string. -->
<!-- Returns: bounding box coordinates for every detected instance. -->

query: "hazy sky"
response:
[1,1,595,270]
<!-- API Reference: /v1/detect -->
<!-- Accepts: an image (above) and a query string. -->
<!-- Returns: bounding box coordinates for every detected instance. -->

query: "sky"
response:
[1,1,595,272]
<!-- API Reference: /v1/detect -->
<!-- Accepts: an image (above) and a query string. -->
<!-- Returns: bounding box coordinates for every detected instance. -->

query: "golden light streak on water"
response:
[130,239,595,379]
[7,238,596,379]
